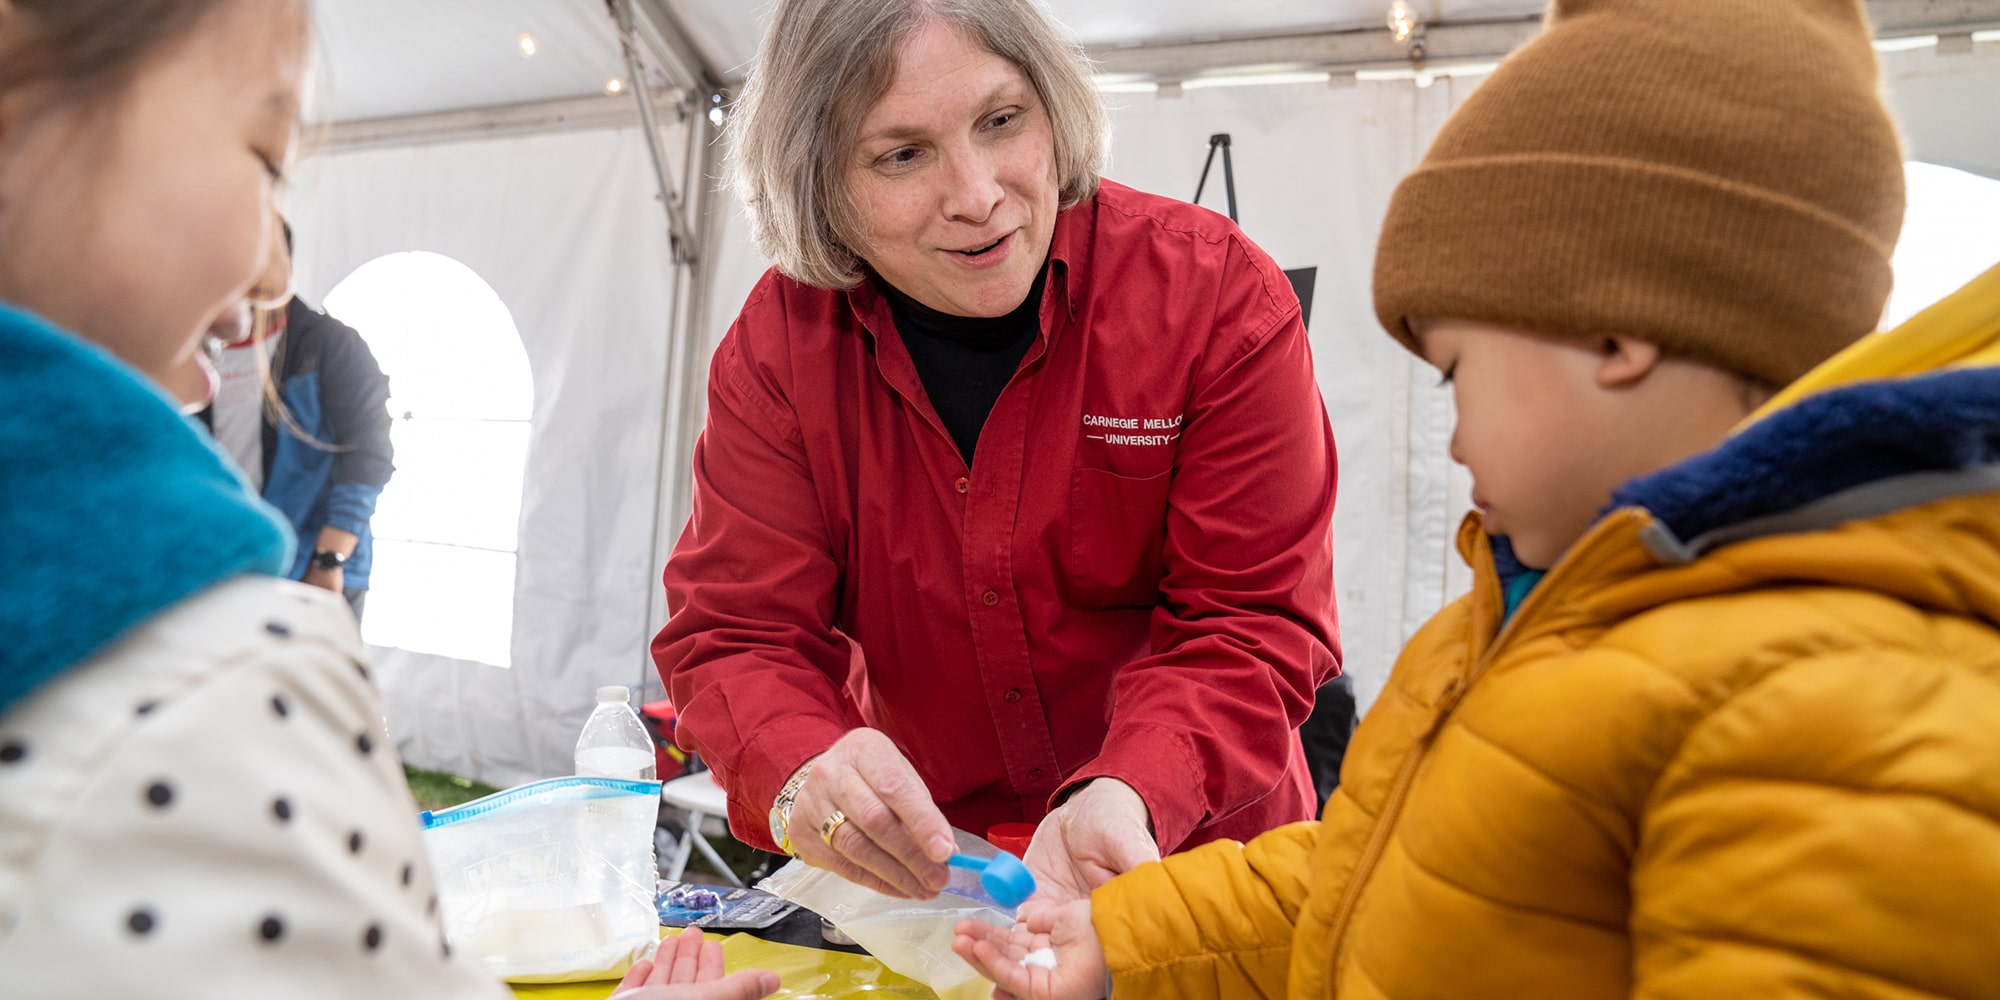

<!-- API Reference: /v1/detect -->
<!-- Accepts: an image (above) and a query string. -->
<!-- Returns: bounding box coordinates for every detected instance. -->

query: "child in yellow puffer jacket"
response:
[953,0,2000,997]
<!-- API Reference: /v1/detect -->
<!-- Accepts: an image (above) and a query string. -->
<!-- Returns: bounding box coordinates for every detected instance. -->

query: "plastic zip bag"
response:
[757,829,1015,1000]
[421,776,662,983]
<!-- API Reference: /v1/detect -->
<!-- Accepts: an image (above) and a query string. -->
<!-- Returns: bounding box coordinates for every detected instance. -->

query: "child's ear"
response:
[1595,335,1662,390]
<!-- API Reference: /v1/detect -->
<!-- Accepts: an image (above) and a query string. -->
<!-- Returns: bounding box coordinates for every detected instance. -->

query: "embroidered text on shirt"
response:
[1083,413,1182,447]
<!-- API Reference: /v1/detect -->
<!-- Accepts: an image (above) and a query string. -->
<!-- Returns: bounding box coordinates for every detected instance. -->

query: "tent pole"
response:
[636,101,723,699]
[611,0,698,267]
[611,0,710,698]
[669,99,720,529]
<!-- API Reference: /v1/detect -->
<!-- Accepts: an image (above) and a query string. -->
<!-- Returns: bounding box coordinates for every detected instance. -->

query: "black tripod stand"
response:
[1187,130,1319,330]
[1192,132,1238,223]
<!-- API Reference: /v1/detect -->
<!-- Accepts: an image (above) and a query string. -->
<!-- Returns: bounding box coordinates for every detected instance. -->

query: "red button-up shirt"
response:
[655,180,1340,855]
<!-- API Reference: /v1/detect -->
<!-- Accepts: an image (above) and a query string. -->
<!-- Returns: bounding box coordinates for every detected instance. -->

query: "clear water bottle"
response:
[574,685,657,781]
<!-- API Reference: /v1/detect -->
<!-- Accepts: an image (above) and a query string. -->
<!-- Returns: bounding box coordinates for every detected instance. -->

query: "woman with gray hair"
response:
[654,0,1340,909]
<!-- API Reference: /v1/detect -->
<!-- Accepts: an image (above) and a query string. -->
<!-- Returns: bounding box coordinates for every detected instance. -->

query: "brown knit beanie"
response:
[1373,0,1906,386]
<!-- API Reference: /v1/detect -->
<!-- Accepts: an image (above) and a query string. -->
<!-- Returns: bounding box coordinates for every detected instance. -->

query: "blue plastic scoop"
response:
[948,851,1037,908]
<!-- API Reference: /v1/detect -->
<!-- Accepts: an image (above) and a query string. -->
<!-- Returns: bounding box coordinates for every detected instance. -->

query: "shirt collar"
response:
[1046,188,1097,320]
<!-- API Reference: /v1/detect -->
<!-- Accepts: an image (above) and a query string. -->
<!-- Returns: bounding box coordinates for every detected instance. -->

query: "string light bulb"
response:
[605,78,626,96]
[518,33,538,58]
[1387,1,1420,44]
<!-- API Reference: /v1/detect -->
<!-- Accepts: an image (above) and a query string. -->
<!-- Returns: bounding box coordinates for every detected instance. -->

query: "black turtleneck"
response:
[880,270,1045,466]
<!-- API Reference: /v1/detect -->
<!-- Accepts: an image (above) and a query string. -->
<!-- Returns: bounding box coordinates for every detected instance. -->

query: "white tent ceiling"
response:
[316,0,1998,124]
[313,0,628,121]
[312,1,1564,121]
[306,1,1489,141]
[659,0,1546,81]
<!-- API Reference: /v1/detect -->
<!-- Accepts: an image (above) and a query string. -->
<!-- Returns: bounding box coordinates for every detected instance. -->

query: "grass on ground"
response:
[680,829,767,884]
[404,765,501,812]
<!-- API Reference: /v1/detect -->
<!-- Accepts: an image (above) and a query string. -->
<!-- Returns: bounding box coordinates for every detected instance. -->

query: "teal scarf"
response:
[0,303,292,715]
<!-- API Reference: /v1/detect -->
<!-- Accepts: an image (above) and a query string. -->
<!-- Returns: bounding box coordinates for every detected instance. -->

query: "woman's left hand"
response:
[608,927,781,1000]
[1019,779,1159,912]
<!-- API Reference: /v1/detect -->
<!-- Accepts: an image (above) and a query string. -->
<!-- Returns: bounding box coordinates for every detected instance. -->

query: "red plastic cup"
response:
[987,822,1037,857]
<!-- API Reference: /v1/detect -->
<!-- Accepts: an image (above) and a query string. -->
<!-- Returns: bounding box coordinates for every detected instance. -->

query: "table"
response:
[508,904,939,1000]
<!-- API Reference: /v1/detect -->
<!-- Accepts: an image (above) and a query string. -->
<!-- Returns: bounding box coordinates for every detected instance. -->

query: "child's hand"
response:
[608,927,781,1000]
[952,901,1106,1000]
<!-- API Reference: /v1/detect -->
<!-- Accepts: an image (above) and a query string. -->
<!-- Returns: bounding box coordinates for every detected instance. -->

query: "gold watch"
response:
[767,758,816,855]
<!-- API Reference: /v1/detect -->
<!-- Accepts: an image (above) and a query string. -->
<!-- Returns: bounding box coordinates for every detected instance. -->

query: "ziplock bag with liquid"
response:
[421,776,662,983]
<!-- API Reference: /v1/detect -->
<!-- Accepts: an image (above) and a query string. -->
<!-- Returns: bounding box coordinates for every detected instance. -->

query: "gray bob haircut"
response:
[726,0,1108,289]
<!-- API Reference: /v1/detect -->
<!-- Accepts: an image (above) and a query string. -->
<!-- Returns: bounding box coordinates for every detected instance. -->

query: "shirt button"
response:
[1003,688,1022,704]
[955,477,970,494]
[1027,768,1044,781]
[982,590,1000,606]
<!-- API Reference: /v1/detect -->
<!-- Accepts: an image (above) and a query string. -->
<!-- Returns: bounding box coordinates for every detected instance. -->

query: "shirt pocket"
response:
[1068,466,1172,608]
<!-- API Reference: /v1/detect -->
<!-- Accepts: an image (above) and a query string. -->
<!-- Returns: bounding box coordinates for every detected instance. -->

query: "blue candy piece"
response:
[666,886,723,910]
[948,851,1037,908]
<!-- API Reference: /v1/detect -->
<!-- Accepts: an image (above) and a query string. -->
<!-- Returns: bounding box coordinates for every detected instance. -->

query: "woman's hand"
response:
[1020,779,1158,911]
[608,927,780,1000]
[952,901,1107,1000]
[788,728,956,898]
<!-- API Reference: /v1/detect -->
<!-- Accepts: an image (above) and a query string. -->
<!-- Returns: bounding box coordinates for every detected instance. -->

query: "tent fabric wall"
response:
[1882,44,2000,181]
[288,125,681,786]
[286,40,2000,787]
[1091,78,1482,712]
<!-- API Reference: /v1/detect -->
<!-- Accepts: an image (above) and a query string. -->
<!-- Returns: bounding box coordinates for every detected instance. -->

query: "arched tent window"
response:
[323,252,532,668]
[1885,161,2000,329]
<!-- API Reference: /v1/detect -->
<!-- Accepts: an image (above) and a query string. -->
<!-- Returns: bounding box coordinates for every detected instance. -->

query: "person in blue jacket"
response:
[204,220,394,619]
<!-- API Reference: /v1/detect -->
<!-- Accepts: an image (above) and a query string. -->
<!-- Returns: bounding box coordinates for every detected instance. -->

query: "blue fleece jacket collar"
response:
[1614,366,2000,548]
[1492,365,2000,615]
[0,303,293,715]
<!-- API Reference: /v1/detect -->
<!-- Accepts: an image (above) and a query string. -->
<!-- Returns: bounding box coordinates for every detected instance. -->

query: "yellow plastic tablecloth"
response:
[508,928,940,1000]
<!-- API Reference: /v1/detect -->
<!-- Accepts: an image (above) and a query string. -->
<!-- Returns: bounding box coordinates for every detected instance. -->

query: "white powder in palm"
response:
[1021,947,1058,970]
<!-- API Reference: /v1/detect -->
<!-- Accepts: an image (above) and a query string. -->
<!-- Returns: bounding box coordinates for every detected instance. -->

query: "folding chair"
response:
[641,698,744,887]
[657,770,744,887]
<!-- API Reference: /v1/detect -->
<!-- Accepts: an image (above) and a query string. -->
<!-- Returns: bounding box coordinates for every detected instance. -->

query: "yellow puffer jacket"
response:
[1092,266,2000,999]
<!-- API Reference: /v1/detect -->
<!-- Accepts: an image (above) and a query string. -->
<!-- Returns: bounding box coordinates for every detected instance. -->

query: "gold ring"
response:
[818,809,848,847]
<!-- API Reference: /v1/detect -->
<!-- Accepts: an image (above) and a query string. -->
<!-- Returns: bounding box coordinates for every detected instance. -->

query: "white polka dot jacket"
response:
[0,578,510,997]
[0,305,505,995]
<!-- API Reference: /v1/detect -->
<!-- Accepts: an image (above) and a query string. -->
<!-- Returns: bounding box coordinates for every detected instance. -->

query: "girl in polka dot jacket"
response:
[0,3,776,998]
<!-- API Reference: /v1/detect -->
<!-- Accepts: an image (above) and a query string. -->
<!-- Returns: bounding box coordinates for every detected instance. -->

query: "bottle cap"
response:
[596,685,630,704]
[986,822,1036,856]
[977,852,1036,908]
[948,851,1038,908]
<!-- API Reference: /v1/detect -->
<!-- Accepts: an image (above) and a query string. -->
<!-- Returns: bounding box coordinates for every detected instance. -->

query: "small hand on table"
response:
[607,927,779,1000]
